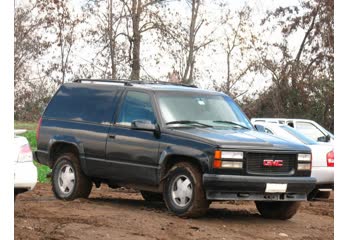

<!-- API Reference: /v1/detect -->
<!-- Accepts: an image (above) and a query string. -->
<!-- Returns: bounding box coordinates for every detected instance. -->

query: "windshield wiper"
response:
[213,120,250,129]
[166,120,213,128]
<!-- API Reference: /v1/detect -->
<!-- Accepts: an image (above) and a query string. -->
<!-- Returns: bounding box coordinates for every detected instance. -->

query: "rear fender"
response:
[48,135,88,174]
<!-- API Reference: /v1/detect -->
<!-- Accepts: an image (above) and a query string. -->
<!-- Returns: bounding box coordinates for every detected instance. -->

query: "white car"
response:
[14,129,37,199]
[251,118,334,144]
[256,123,334,199]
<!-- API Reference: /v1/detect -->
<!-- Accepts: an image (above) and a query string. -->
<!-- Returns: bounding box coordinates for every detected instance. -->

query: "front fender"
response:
[158,145,211,180]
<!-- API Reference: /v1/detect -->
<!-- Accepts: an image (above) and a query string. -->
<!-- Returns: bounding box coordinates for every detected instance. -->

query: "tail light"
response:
[327,150,334,167]
[36,117,42,142]
[17,144,33,162]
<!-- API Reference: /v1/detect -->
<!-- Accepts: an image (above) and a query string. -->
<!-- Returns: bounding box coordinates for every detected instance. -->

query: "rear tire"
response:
[163,162,209,218]
[316,191,331,199]
[140,191,163,202]
[52,152,92,200]
[307,189,319,200]
[308,189,332,200]
[255,201,300,220]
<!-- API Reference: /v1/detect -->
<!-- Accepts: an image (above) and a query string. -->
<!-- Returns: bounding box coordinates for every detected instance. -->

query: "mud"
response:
[15,184,334,240]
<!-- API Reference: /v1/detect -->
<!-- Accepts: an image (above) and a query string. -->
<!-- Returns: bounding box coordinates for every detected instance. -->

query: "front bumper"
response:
[203,174,316,201]
[14,161,37,191]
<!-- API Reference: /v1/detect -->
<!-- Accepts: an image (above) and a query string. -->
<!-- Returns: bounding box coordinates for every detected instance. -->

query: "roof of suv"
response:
[72,79,221,94]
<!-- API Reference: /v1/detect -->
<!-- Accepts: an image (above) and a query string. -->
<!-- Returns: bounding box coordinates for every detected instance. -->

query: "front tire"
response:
[255,201,300,220]
[52,153,92,200]
[163,162,209,218]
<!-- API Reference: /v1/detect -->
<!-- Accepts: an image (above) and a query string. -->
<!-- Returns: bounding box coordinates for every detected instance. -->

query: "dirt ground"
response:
[15,183,334,240]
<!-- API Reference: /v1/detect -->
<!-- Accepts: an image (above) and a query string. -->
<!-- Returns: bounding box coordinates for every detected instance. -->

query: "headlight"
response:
[213,150,244,169]
[298,163,311,170]
[221,161,243,168]
[221,151,244,159]
[298,153,311,162]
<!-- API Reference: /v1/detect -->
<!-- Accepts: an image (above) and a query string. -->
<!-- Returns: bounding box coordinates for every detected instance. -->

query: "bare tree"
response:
[217,6,260,98]
[161,0,220,84]
[248,0,334,129]
[120,0,168,80]
[38,0,81,84]
[14,1,53,121]
[82,0,130,79]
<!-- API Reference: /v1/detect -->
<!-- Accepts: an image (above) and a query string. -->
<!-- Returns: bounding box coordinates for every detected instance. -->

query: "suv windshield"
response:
[157,93,253,129]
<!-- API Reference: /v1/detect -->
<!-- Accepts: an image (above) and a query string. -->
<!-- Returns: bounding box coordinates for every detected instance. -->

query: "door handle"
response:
[108,134,116,139]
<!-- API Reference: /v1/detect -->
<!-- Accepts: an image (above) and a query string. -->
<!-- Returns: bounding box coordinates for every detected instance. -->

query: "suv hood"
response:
[172,128,310,152]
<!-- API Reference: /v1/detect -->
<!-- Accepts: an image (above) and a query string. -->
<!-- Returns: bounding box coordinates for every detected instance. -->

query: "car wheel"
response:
[163,162,209,218]
[52,152,92,200]
[140,191,163,202]
[255,201,300,220]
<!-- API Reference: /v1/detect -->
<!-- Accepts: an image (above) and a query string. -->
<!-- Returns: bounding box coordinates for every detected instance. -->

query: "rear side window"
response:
[117,91,156,126]
[44,83,121,124]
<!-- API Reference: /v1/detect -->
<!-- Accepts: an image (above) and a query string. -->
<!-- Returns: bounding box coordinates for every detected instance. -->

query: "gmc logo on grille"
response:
[263,159,284,167]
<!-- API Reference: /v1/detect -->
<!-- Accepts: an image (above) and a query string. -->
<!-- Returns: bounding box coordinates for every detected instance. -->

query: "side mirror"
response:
[255,124,266,133]
[317,135,331,142]
[131,120,156,131]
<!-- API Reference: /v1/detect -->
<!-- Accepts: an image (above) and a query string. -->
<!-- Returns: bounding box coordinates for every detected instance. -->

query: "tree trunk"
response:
[130,0,141,80]
[182,0,199,84]
[108,0,116,79]
[225,51,231,94]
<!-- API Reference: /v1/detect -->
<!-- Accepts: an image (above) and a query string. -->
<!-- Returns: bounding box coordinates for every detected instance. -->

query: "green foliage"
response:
[34,161,51,183]
[20,130,37,149]
[17,128,51,183]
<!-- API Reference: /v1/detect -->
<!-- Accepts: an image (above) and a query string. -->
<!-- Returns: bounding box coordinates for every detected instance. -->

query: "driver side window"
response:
[117,91,156,126]
[295,121,325,142]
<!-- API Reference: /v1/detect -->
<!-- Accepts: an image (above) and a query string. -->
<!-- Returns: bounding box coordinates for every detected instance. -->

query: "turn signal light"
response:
[213,150,222,168]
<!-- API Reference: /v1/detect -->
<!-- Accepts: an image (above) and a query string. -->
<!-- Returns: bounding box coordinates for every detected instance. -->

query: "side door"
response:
[105,90,160,186]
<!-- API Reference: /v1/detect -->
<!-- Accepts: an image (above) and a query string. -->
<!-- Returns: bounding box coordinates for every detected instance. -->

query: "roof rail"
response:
[148,80,197,88]
[73,79,197,88]
[73,79,136,86]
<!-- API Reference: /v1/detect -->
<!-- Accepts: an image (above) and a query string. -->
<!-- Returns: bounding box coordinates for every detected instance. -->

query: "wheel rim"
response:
[171,175,193,207]
[58,163,75,195]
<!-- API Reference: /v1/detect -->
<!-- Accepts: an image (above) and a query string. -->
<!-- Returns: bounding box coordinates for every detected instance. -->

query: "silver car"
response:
[255,123,334,200]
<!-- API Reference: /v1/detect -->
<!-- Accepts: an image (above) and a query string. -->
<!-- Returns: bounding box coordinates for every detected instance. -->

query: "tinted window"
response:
[295,121,325,142]
[117,91,156,126]
[44,83,120,124]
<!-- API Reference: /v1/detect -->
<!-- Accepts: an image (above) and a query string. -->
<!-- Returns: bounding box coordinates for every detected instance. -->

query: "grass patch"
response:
[15,121,37,131]
[17,128,51,183]
[34,161,51,183]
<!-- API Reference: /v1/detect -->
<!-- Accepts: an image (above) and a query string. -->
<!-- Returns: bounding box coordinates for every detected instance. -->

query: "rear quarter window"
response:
[44,83,121,124]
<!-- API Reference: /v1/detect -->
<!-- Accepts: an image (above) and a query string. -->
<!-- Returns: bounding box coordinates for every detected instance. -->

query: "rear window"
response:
[44,83,121,124]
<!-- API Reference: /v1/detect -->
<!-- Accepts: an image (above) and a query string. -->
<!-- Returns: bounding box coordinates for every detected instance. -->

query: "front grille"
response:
[246,153,296,175]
